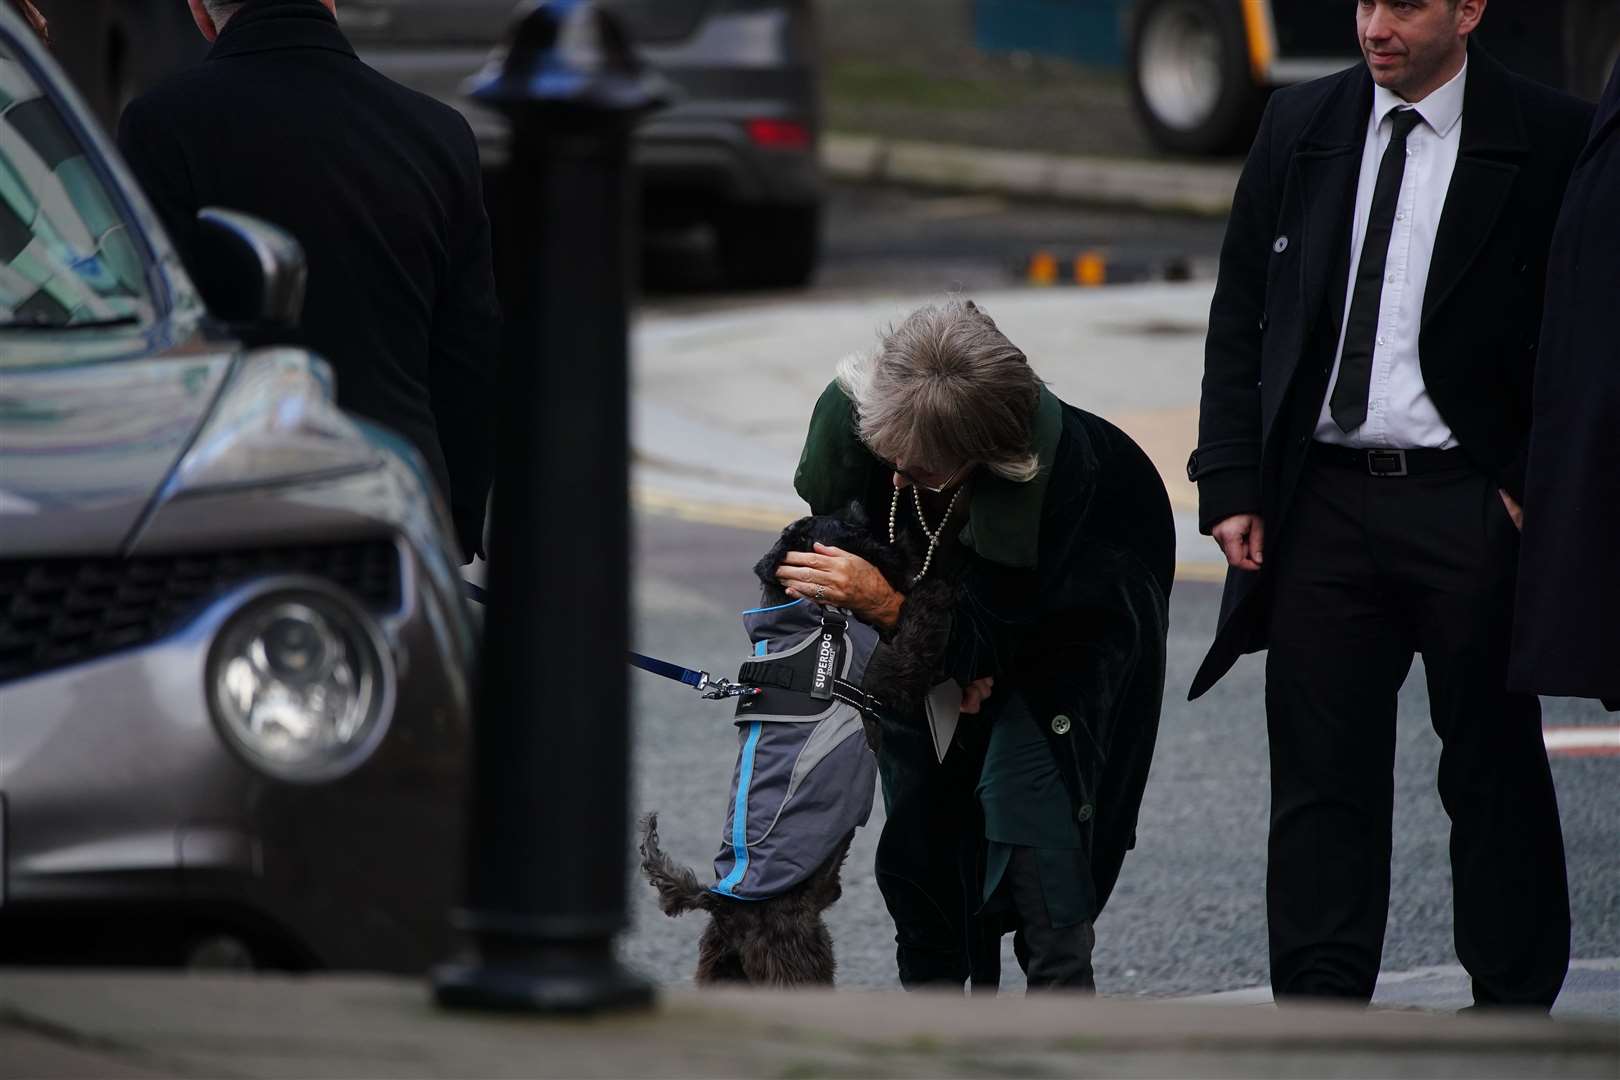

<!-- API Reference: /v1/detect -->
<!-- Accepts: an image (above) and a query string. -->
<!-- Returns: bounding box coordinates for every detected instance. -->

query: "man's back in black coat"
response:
[117,0,498,560]
[1187,44,1593,698]
[1511,60,1620,705]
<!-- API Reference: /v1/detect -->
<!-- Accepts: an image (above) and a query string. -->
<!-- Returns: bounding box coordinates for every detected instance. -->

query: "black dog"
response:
[638,504,956,985]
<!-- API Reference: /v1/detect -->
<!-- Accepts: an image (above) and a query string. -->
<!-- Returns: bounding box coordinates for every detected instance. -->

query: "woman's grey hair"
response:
[836,299,1044,484]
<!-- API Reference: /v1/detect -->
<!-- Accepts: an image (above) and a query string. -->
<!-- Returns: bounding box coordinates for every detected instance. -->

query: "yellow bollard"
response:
[1028,250,1059,287]
[1076,250,1107,288]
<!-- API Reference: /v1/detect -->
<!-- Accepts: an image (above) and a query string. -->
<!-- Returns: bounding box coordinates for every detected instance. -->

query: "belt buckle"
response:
[1367,449,1408,477]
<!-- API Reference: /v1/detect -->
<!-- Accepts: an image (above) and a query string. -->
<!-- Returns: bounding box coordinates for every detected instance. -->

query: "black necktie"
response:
[1330,107,1425,433]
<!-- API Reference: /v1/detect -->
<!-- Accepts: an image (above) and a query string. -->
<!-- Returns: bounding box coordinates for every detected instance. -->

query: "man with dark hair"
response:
[117,0,498,562]
[1189,0,1591,1009]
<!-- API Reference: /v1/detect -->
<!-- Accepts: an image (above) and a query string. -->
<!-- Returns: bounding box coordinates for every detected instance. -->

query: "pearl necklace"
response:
[889,482,964,584]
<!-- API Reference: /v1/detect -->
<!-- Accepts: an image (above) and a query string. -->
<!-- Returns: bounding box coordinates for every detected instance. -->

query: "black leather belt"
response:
[1310,442,1465,477]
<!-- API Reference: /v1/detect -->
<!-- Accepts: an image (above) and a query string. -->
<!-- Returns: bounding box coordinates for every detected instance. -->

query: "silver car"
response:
[43,0,824,289]
[0,9,473,972]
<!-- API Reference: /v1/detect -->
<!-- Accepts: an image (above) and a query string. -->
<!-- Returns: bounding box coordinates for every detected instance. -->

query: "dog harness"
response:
[709,597,882,900]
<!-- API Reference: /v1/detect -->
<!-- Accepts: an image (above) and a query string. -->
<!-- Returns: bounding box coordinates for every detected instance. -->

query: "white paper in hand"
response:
[925,680,963,763]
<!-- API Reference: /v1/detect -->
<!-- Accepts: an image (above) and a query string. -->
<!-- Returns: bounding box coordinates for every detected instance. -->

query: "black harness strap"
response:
[736,659,800,691]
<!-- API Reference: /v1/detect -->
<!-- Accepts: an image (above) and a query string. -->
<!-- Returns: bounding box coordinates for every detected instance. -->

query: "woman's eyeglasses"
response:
[889,460,974,494]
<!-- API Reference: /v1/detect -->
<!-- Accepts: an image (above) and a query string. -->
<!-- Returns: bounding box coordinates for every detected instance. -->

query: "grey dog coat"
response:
[709,598,881,900]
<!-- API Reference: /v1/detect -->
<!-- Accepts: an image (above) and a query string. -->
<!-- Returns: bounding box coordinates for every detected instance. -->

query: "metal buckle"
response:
[1367,449,1409,477]
[697,673,760,700]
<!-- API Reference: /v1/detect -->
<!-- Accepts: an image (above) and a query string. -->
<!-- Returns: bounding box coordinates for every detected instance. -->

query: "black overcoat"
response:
[1510,61,1620,704]
[116,0,499,559]
[795,383,1174,917]
[1187,46,1592,699]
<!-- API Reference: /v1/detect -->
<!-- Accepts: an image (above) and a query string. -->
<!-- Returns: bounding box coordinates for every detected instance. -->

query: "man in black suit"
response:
[118,0,498,562]
[1188,0,1591,1009]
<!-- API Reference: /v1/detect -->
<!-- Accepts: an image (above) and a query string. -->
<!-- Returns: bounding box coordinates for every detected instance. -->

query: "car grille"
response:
[0,540,402,685]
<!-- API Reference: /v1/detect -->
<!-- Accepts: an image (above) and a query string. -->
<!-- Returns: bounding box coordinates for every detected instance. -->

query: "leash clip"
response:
[697,673,761,700]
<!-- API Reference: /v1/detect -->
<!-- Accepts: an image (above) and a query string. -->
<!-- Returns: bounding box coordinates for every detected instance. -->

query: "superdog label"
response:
[810,630,839,701]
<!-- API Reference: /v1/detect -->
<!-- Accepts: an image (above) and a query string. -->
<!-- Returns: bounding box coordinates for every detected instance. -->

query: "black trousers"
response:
[1264,455,1570,1008]
[874,704,999,991]
[1002,846,1097,992]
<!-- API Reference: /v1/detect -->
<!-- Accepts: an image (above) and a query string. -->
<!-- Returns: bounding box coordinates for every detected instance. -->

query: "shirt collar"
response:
[208,0,357,63]
[1373,57,1467,139]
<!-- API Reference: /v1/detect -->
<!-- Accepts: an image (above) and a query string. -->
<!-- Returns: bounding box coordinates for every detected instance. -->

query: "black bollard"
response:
[433,0,667,1014]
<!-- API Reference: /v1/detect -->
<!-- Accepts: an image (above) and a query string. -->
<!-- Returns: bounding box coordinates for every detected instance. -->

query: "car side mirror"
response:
[192,208,308,332]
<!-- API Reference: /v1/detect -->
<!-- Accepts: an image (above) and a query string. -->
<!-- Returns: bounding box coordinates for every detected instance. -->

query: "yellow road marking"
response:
[633,487,794,534]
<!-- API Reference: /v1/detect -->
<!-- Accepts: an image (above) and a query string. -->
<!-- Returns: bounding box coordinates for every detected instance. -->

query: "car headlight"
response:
[207,586,394,782]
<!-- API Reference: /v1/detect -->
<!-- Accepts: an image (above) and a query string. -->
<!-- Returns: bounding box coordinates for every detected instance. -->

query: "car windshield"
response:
[0,38,151,334]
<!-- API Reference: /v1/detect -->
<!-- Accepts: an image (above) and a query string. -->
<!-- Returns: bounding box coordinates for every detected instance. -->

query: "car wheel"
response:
[714,204,820,291]
[1568,0,1620,101]
[1128,0,1263,156]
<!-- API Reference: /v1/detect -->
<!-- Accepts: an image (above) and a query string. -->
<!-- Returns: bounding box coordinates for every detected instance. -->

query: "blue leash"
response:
[628,650,704,688]
[628,650,759,699]
[465,581,754,699]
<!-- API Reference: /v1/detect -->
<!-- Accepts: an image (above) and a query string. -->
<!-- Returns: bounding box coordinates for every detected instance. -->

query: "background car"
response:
[39,0,825,289]
[1125,0,1618,154]
[976,0,1619,154]
[0,8,475,973]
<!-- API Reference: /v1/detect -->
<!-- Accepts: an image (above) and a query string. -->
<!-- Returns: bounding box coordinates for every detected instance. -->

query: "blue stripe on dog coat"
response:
[708,599,880,900]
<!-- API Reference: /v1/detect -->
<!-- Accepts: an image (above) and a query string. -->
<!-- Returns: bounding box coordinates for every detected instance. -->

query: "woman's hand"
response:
[777,543,904,630]
[960,676,995,715]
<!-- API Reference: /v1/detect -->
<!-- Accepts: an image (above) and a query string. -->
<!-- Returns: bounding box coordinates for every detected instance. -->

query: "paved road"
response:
[644,182,1230,301]
[621,511,1618,1013]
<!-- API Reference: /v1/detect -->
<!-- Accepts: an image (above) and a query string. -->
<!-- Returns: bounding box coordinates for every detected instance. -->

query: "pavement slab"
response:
[0,971,1615,1079]
[1188,959,1620,1021]
[824,134,1242,217]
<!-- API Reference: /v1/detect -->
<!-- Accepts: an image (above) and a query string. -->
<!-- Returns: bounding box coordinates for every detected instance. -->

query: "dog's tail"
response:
[638,813,716,916]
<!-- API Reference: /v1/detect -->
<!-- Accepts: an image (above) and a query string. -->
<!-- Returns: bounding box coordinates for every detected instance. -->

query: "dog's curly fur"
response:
[638,812,850,985]
[750,503,960,728]
[638,502,960,986]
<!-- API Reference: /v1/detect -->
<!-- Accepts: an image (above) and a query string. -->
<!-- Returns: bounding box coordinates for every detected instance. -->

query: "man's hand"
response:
[777,543,904,629]
[961,676,995,715]
[1213,513,1266,571]
[1499,490,1524,532]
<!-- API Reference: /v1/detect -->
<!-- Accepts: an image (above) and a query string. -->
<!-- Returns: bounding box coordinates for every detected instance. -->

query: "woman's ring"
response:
[814,585,828,603]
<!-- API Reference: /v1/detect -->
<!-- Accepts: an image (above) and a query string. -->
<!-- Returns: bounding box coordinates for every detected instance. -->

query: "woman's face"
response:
[890,460,971,494]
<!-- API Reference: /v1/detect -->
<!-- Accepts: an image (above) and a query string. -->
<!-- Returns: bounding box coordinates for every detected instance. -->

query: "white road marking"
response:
[1544,726,1620,757]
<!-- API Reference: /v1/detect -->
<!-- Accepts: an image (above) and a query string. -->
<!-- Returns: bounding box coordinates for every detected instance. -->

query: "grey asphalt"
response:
[623,511,1619,1016]
[644,182,1230,299]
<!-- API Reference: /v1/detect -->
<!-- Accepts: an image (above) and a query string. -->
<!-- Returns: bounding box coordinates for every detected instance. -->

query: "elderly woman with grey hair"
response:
[776,299,1174,991]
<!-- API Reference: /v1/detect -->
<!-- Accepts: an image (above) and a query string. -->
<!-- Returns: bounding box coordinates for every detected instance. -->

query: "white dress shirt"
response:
[1316,60,1467,449]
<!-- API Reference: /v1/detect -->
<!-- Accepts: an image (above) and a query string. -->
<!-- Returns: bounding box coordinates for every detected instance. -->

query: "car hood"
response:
[0,349,235,558]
